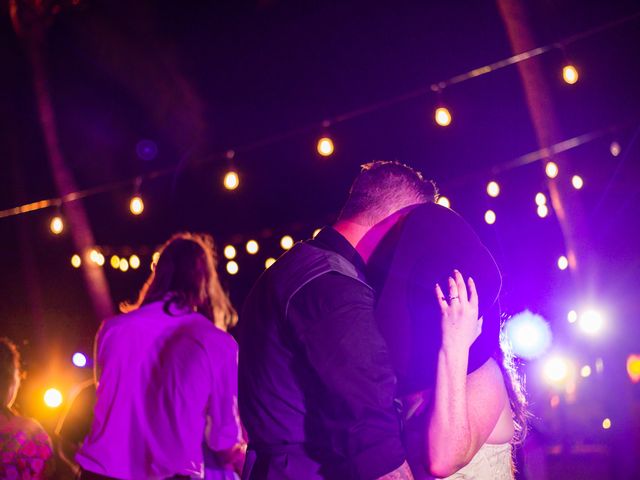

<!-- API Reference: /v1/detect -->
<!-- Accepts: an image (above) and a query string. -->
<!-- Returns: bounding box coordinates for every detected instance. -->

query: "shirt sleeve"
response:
[205,334,243,452]
[288,272,406,478]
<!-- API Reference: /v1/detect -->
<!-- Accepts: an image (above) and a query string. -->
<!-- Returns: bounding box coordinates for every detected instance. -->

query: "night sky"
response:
[1,0,639,450]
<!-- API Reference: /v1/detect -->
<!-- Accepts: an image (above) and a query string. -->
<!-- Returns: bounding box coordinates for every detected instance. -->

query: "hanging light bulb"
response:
[545,162,559,179]
[562,64,579,84]
[223,245,237,260]
[110,255,120,269]
[317,137,334,157]
[223,171,240,190]
[537,204,549,218]
[130,196,144,215]
[119,258,129,272]
[484,210,496,225]
[71,254,81,268]
[434,107,452,127]
[246,240,259,255]
[280,235,294,250]
[571,175,584,190]
[265,257,276,269]
[129,255,140,269]
[226,261,239,275]
[486,181,500,197]
[50,215,64,235]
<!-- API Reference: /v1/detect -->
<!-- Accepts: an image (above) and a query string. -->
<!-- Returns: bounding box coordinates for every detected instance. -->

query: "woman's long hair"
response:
[495,319,529,445]
[121,232,238,331]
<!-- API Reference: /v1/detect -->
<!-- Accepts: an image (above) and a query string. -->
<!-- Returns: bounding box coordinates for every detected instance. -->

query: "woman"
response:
[76,232,245,479]
[0,337,54,479]
[405,271,525,479]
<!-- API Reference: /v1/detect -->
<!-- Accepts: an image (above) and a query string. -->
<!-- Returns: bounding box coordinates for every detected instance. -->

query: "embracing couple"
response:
[238,161,526,479]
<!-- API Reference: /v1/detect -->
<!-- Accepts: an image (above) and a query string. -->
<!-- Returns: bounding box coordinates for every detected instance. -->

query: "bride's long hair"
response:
[121,232,237,331]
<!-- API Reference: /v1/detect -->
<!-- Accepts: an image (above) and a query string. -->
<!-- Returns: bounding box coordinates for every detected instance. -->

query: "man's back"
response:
[238,229,406,480]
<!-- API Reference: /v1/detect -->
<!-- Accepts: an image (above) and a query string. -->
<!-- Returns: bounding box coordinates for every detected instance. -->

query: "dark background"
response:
[1,0,639,477]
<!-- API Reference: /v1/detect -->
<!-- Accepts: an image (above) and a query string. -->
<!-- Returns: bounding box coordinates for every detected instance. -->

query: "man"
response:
[238,161,435,479]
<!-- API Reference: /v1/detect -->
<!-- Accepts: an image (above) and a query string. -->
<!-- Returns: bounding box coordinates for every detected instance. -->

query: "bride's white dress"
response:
[437,443,513,479]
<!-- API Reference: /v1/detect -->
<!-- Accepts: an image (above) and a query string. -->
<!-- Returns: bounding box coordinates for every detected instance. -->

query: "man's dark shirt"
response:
[238,227,405,479]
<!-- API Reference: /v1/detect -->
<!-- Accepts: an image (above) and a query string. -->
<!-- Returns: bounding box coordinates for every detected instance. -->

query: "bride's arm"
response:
[426,271,506,477]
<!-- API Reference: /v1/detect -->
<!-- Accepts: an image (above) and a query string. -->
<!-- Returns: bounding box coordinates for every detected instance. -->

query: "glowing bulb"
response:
[545,162,559,179]
[226,261,239,275]
[602,418,611,430]
[436,196,451,208]
[610,141,621,157]
[223,171,239,190]
[50,216,64,234]
[44,388,63,408]
[110,255,120,269]
[434,107,452,127]
[223,245,236,260]
[246,240,259,255]
[580,365,592,378]
[72,352,87,368]
[567,310,578,323]
[316,137,334,157]
[562,65,579,84]
[571,175,584,190]
[129,255,140,269]
[486,181,500,197]
[119,258,129,272]
[280,235,294,250]
[265,257,276,269]
[90,249,100,263]
[579,309,604,335]
[312,228,321,238]
[543,356,572,385]
[537,204,549,218]
[535,192,547,206]
[557,255,569,270]
[71,254,81,268]
[95,253,105,267]
[484,210,496,225]
[130,196,144,215]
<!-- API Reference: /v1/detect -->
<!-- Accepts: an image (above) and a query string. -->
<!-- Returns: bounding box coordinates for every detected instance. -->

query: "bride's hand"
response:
[435,270,480,352]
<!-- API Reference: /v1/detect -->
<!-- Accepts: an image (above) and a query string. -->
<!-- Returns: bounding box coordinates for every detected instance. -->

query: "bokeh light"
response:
[504,310,552,360]
[626,354,640,383]
[535,192,547,206]
[545,161,559,179]
[119,258,129,272]
[72,352,87,368]
[610,141,621,157]
[129,255,140,269]
[280,235,294,250]
[567,310,578,323]
[579,309,605,335]
[226,261,239,275]
[537,204,549,218]
[562,64,579,84]
[543,356,573,385]
[246,240,259,255]
[486,181,500,197]
[265,257,276,269]
[580,365,592,378]
[44,388,63,408]
[223,171,240,191]
[312,228,321,238]
[223,245,236,260]
[434,107,452,127]
[130,196,144,215]
[602,418,612,430]
[50,216,64,235]
[110,255,120,269]
[484,210,496,225]
[571,175,584,190]
[557,255,569,270]
[95,253,105,266]
[136,139,158,161]
[436,196,451,208]
[71,254,81,268]
[317,137,334,157]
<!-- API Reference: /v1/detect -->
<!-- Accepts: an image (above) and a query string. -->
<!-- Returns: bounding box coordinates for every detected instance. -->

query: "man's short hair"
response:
[338,161,436,226]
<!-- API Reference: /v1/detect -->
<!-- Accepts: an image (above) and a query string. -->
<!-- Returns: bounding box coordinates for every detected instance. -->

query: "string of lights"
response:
[1,11,638,224]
